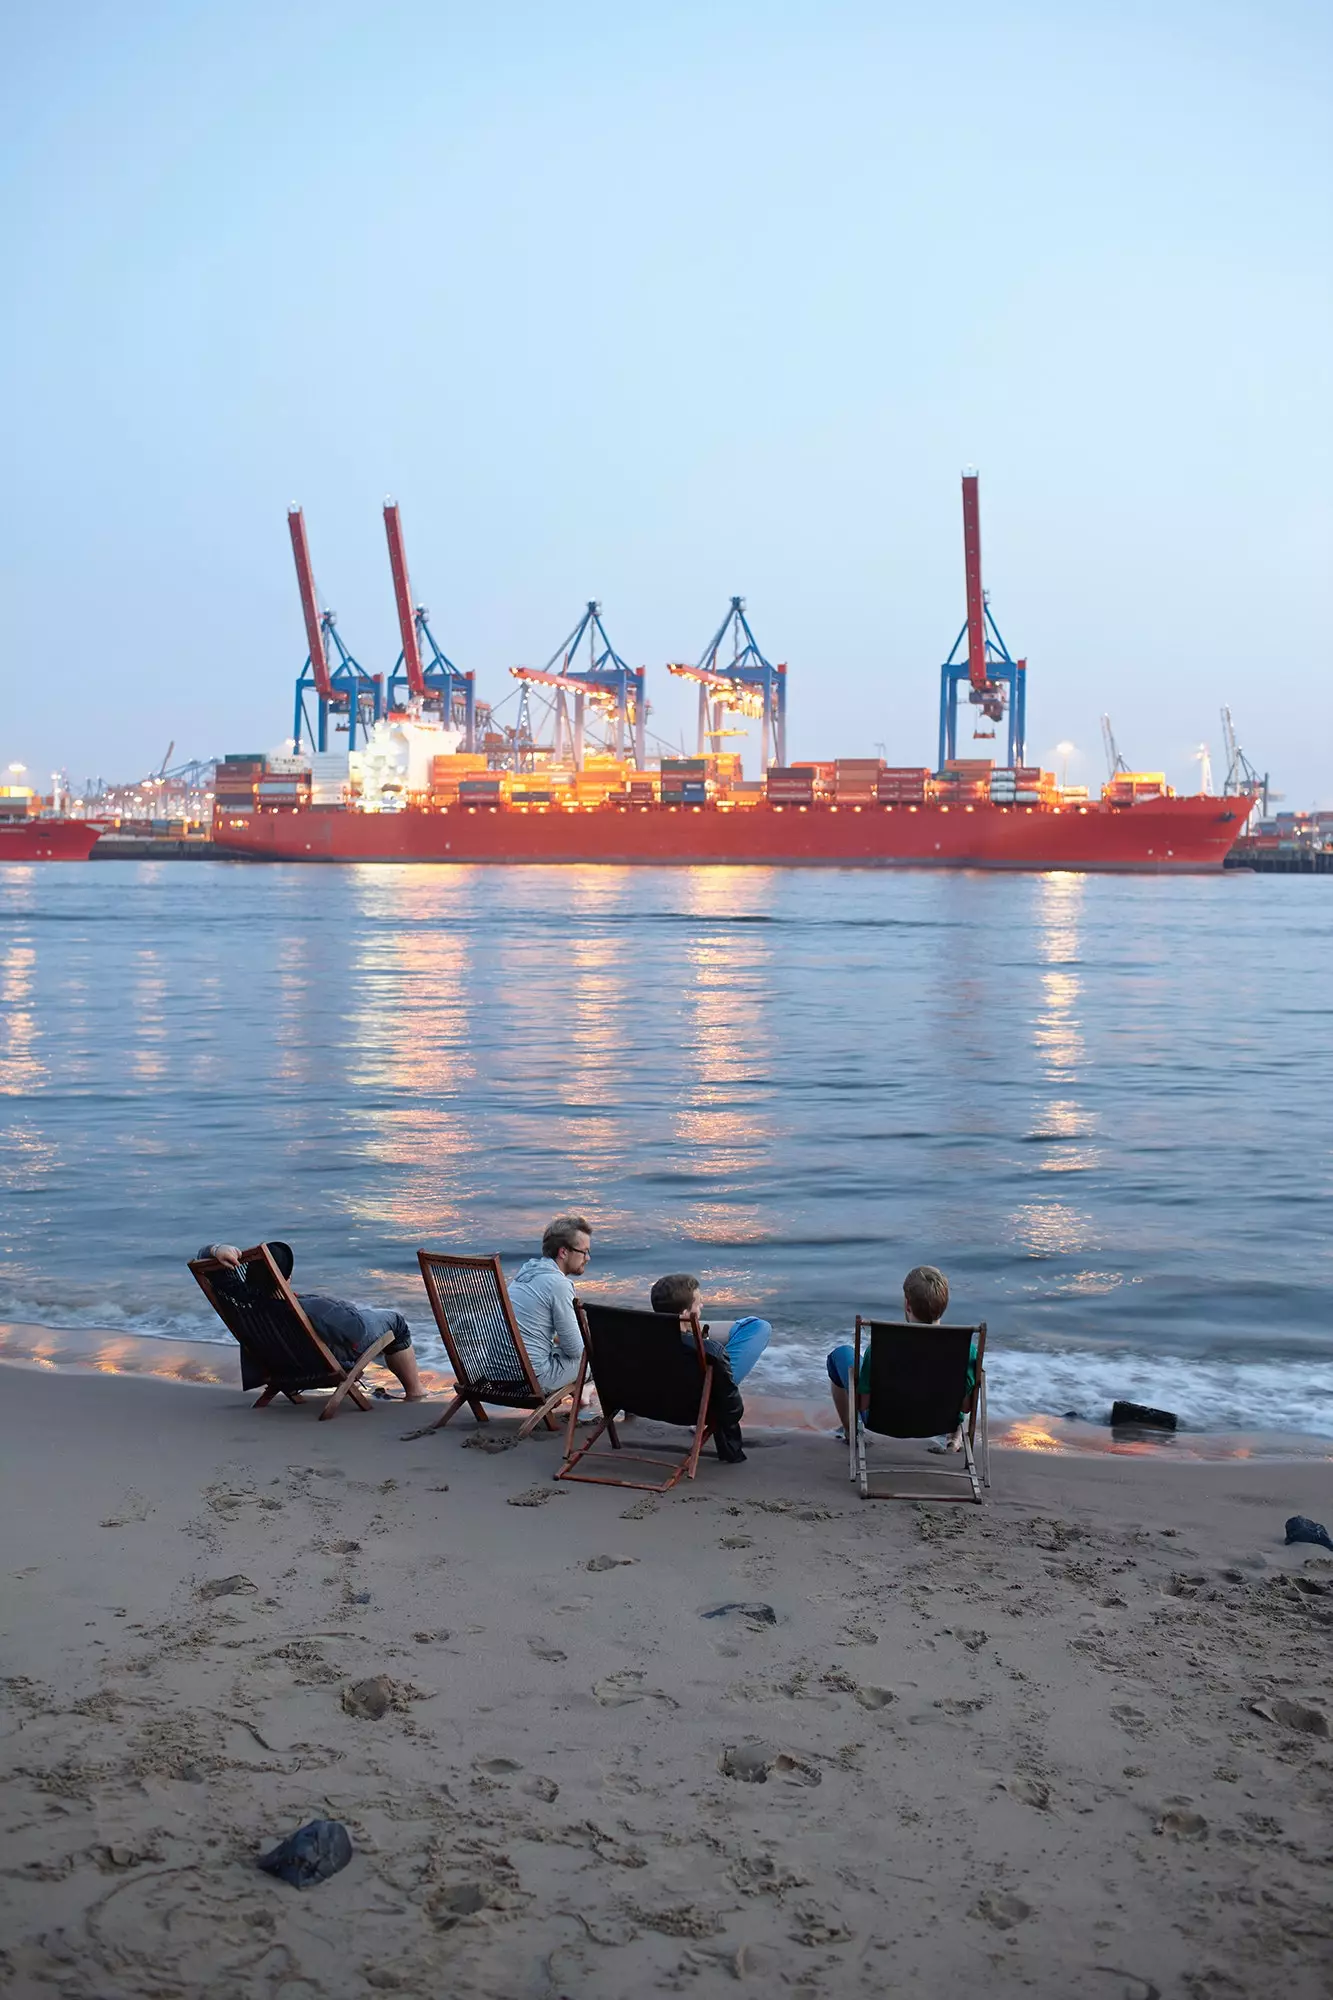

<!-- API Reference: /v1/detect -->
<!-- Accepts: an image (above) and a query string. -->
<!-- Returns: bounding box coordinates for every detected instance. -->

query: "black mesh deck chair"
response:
[555,1301,716,1493]
[187,1244,393,1420]
[403,1252,581,1441]
[850,1317,990,1502]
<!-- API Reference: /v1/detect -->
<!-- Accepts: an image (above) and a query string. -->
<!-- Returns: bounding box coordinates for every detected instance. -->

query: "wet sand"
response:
[1,1365,1331,2000]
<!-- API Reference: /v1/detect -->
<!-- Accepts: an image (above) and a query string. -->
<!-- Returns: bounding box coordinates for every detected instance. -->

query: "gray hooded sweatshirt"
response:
[507,1255,584,1392]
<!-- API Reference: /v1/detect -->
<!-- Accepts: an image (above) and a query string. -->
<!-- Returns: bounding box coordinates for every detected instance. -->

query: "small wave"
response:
[3,1297,1330,1441]
[0,1292,228,1344]
[756,1339,1333,1439]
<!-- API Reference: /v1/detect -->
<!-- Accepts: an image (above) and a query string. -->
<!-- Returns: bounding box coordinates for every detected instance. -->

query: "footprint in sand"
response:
[974,1889,1032,1929]
[196,1575,258,1600]
[719,1742,821,1787]
[341,1676,420,1719]
[528,1637,567,1662]
[853,1686,896,1711]
[585,1554,637,1572]
[1155,1808,1207,1840]
[1248,1697,1329,1738]
[473,1756,522,1778]
[702,1602,777,1630]
[1004,1775,1051,1809]
[594,1670,678,1709]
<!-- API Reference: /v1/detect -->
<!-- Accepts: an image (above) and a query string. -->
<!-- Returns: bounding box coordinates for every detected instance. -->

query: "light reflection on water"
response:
[0,862,1331,1435]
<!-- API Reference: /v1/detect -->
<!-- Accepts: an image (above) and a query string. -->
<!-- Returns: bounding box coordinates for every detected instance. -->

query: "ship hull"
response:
[0,820,103,862]
[215,795,1252,871]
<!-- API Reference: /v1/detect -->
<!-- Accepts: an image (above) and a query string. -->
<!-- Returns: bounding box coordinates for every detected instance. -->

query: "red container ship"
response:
[211,473,1259,873]
[215,786,1251,871]
[0,819,102,862]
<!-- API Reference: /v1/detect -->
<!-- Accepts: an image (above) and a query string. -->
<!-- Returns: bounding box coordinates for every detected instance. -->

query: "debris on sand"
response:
[258,1818,353,1887]
[1284,1516,1333,1552]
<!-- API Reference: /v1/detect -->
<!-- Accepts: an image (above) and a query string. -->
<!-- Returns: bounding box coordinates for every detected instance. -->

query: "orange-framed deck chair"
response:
[555,1300,716,1494]
[403,1252,581,1441]
[850,1318,989,1502]
[188,1245,393,1420]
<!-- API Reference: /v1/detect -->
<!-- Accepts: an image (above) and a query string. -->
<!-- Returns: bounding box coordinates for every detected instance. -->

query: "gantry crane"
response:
[1100,715,1130,778]
[509,602,646,770]
[1220,706,1273,817]
[381,503,476,750]
[938,473,1026,771]
[666,597,787,769]
[288,508,382,753]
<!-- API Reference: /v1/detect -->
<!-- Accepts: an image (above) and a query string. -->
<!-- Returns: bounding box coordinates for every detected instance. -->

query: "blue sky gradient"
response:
[2,0,1329,800]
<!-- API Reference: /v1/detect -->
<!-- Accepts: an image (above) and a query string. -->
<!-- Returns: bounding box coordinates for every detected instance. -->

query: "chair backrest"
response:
[188,1244,340,1390]
[417,1253,539,1395]
[858,1319,985,1439]
[577,1301,711,1426]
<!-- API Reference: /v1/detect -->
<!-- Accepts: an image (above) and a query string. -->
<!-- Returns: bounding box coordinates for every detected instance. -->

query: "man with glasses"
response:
[508,1212,594,1396]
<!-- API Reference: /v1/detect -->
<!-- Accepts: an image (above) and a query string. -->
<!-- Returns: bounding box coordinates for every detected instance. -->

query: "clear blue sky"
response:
[2,0,1329,801]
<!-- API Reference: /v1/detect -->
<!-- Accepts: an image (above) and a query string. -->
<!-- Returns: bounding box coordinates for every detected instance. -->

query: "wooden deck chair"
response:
[556,1301,716,1493]
[188,1245,393,1419]
[850,1318,989,1503]
[403,1252,581,1441]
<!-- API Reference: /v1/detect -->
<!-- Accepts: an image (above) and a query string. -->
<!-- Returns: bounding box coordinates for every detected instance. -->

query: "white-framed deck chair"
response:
[555,1301,716,1494]
[188,1244,393,1420]
[403,1252,581,1441]
[850,1317,989,1502]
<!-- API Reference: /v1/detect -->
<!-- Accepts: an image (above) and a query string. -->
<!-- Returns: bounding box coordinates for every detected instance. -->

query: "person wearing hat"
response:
[198,1241,426,1402]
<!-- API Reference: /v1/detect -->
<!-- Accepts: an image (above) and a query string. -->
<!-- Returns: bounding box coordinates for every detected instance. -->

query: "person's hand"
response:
[213,1244,243,1268]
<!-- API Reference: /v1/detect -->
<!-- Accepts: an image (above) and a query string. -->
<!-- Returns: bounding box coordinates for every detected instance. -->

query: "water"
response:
[2,860,1331,1436]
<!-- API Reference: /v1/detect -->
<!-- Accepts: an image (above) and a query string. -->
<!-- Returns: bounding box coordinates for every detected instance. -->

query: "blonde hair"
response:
[904,1265,949,1323]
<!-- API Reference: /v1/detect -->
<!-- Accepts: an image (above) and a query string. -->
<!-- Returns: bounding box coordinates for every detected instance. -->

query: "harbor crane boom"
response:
[1101,715,1129,778]
[1220,706,1273,819]
[381,503,476,749]
[510,603,646,770]
[288,507,333,702]
[937,473,1026,772]
[667,597,786,769]
[383,503,425,700]
[287,507,382,753]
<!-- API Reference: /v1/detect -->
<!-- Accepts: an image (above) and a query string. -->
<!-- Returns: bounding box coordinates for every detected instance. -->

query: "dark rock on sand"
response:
[1284,1516,1333,1551]
[1110,1401,1177,1432]
[258,1818,353,1888]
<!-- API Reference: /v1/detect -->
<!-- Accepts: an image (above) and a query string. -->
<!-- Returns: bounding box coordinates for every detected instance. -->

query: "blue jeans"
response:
[720,1315,771,1384]
[826,1342,856,1390]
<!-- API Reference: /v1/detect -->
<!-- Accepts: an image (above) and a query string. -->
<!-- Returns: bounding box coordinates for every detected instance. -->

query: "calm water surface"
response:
[2,861,1330,1434]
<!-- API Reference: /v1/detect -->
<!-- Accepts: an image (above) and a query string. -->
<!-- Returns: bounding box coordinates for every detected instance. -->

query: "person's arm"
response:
[199,1243,242,1267]
[549,1272,585,1364]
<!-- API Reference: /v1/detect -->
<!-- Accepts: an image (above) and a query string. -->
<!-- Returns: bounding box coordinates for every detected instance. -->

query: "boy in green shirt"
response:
[826,1265,973,1447]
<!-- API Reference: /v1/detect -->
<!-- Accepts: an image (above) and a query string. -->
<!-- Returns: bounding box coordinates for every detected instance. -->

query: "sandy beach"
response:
[2,1365,1331,2000]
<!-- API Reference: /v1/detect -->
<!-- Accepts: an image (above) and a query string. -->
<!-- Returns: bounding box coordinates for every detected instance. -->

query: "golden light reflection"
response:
[1010,1200,1097,1257]
[130,943,167,1082]
[999,1420,1067,1452]
[339,869,483,1237]
[1016,869,1103,1249]
[673,869,776,1245]
[0,942,42,1095]
[272,930,314,1088]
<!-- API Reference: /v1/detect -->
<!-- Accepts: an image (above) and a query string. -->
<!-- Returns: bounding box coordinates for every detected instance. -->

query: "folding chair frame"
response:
[555,1304,716,1493]
[403,1251,581,1442]
[188,1245,393,1420]
[850,1317,990,1503]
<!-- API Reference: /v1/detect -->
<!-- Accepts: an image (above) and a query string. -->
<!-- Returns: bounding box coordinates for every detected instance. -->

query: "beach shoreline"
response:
[4,1319,1330,1463]
[2,1364,1331,1999]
